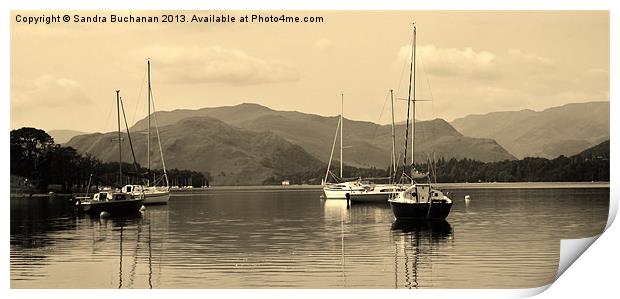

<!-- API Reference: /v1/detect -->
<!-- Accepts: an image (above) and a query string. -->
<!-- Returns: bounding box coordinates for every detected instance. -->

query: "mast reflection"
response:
[391,220,453,289]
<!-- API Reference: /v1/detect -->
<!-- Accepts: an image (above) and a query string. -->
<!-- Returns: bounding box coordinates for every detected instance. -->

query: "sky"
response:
[10,10,609,133]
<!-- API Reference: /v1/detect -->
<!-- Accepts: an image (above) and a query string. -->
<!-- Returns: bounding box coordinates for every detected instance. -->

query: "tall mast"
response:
[147,59,151,178]
[116,90,122,186]
[340,92,344,179]
[390,89,397,176]
[402,22,416,182]
[411,23,417,175]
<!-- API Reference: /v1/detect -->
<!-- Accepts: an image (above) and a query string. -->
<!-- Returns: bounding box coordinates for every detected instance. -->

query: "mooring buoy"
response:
[100,211,110,218]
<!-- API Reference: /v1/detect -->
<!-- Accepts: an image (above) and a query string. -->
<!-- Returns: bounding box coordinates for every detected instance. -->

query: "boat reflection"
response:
[78,206,169,289]
[390,220,453,289]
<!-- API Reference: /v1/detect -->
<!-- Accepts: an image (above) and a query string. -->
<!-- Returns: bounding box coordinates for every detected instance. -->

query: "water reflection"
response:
[11,188,609,289]
[390,220,454,289]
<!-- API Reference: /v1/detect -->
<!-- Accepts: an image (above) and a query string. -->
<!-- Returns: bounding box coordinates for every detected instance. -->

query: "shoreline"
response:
[10,181,610,198]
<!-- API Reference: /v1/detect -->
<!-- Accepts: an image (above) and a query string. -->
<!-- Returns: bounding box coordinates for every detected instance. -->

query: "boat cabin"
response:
[92,192,132,202]
[122,185,145,193]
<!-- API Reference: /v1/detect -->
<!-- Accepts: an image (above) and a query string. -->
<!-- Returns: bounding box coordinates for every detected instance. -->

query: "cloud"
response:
[394,44,606,120]
[313,38,332,51]
[398,44,554,80]
[12,75,90,112]
[141,46,300,85]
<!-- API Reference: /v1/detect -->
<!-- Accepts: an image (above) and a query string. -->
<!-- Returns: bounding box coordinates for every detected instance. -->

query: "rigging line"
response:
[418,41,437,164]
[120,96,141,173]
[130,67,148,126]
[360,91,391,167]
[149,89,170,187]
[103,94,116,134]
[324,116,342,184]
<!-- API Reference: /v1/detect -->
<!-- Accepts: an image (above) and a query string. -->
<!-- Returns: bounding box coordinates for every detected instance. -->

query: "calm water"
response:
[10,186,609,289]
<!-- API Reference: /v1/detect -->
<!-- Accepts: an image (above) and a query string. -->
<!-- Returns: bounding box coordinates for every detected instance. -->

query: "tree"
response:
[10,127,54,179]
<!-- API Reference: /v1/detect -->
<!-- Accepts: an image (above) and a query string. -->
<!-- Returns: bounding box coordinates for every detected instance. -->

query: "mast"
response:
[411,23,417,175]
[116,90,122,186]
[402,22,416,182]
[324,117,341,184]
[340,92,344,179]
[390,89,397,177]
[147,59,152,181]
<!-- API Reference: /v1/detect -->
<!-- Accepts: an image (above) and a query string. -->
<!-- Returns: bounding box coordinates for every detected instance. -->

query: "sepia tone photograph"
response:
[9,10,610,290]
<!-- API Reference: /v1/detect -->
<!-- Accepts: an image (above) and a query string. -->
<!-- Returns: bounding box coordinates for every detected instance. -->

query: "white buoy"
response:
[100,211,110,218]
[140,205,146,211]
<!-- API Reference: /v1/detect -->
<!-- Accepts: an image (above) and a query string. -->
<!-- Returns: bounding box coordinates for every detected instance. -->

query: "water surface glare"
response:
[10,186,608,288]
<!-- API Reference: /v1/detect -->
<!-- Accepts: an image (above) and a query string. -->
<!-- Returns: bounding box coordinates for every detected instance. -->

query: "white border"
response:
[3,1,618,299]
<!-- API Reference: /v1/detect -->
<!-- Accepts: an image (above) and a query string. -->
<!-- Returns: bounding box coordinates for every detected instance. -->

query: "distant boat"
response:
[76,191,143,216]
[388,23,452,221]
[322,93,368,199]
[122,60,170,205]
[347,184,407,203]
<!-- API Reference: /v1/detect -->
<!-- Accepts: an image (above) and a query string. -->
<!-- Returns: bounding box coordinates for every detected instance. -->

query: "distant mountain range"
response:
[66,116,324,185]
[130,103,515,166]
[64,101,608,185]
[450,101,609,159]
[48,129,87,144]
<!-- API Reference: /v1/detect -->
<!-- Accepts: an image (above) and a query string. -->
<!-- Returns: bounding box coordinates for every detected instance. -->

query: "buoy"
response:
[100,211,110,218]
[140,205,146,211]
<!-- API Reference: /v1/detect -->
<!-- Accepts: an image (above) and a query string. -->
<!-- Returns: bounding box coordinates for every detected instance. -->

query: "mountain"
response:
[450,101,610,159]
[130,103,515,167]
[48,129,87,144]
[575,139,609,160]
[66,116,324,185]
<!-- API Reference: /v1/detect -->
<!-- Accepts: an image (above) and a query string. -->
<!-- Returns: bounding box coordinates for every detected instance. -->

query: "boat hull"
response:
[141,192,170,205]
[348,192,391,203]
[323,189,355,199]
[389,201,452,221]
[78,199,144,215]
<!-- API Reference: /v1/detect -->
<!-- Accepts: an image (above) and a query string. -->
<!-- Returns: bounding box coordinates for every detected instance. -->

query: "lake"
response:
[10,185,609,288]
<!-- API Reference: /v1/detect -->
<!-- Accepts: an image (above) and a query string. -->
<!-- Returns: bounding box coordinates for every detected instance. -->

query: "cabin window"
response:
[127,186,132,192]
[99,193,107,201]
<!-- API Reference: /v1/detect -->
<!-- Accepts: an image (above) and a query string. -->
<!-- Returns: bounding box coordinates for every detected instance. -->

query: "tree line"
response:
[264,146,609,185]
[10,127,210,193]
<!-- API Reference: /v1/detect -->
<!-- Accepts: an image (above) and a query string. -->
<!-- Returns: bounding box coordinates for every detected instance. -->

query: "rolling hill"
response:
[66,116,324,185]
[130,103,515,167]
[450,101,609,159]
[48,129,87,144]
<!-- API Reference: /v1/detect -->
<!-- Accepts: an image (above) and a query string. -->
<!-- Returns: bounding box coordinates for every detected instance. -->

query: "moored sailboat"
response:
[388,23,452,221]
[75,90,144,215]
[322,93,368,199]
[123,60,170,205]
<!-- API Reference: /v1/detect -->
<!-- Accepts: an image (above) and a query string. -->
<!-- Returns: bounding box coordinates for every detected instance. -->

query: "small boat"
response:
[75,191,144,215]
[347,184,407,203]
[323,181,367,199]
[388,184,452,221]
[321,93,368,199]
[119,60,171,205]
[121,184,170,205]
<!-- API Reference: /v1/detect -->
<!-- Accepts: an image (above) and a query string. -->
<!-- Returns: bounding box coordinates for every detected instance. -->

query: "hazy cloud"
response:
[313,38,332,51]
[398,44,555,79]
[12,75,90,112]
[141,45,300,85]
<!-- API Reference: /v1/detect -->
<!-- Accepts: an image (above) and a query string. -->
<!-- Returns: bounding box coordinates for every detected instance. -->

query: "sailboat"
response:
[322,93,366,199]
[75,91,144,215]
[121,60,170,205]
[388,23,452,221]
[347,89,407,203]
